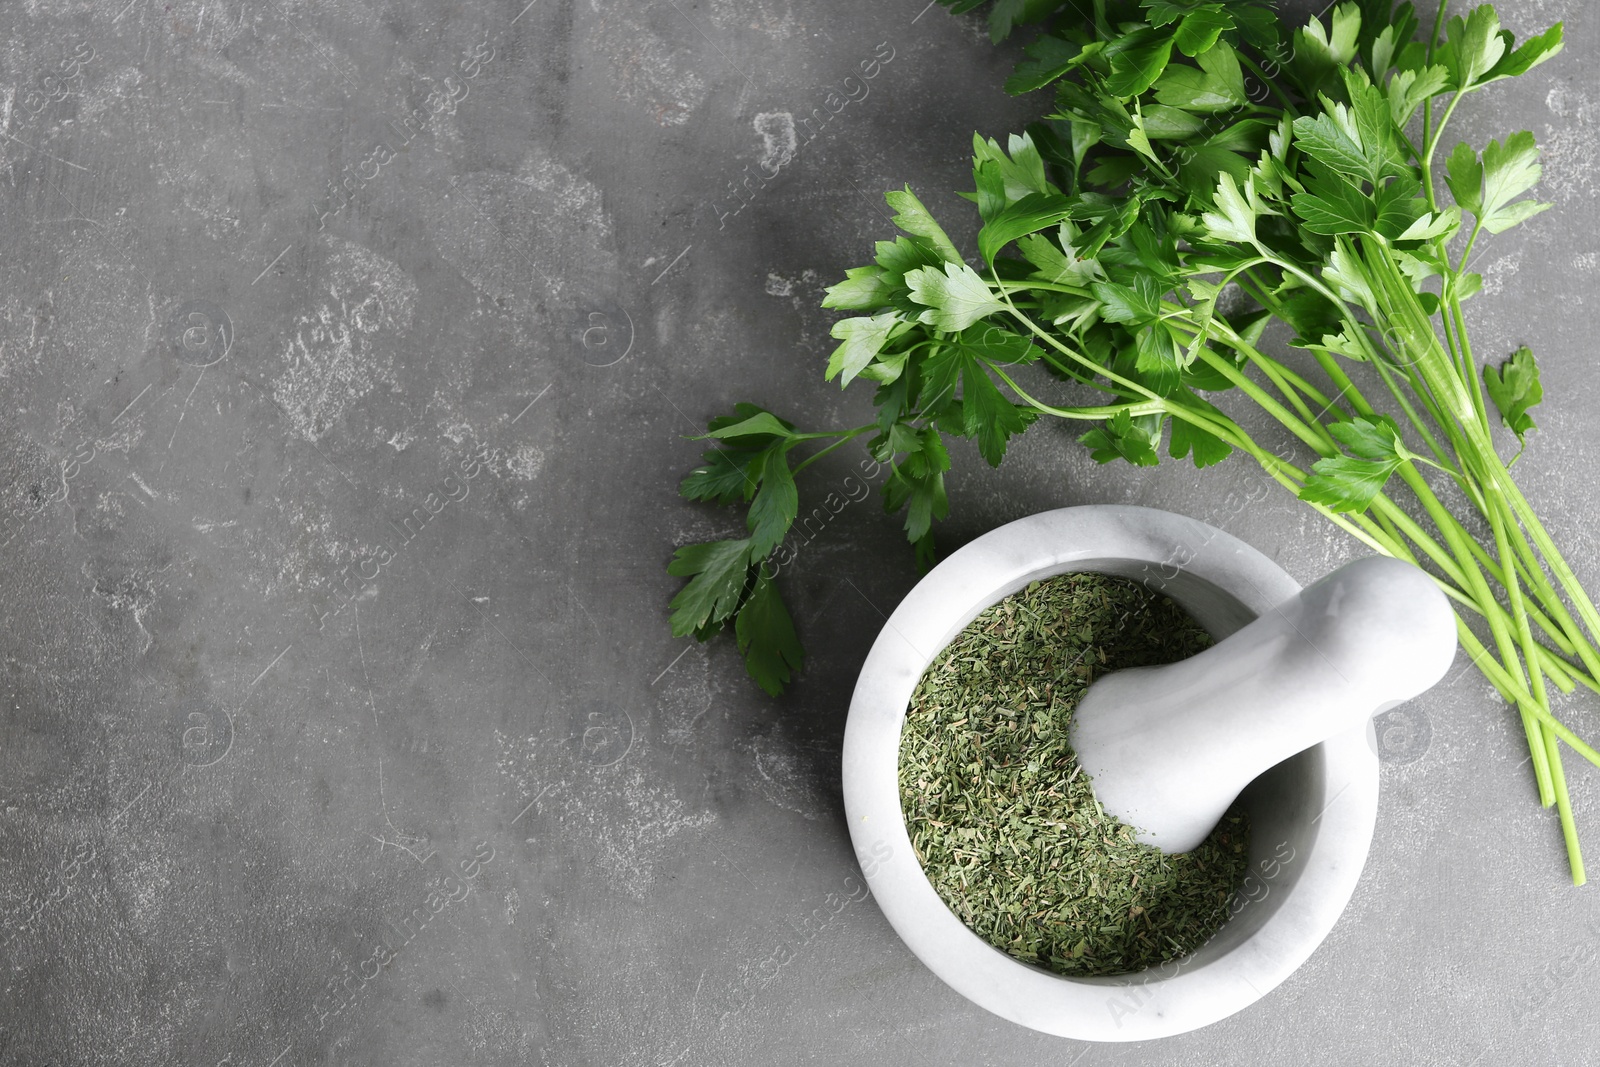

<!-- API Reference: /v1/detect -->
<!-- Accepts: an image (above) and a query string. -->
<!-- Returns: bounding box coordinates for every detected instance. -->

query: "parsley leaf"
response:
[1480,131,1551,233]
[883,431,950,565]
[978,193,1079,267]
[1445,140,1485,216]
[1093,275,1164,325]
[1167,406,1233,467]
[1483,345,1542,446]
[680,447,760,504]
[1328,413,1406,459]
[1447,132,1551,233]
[667,539,755,637]
[1386,65,1449,127]
[1201,171,1264,243]
[1173,6,1234,58]
[746,449,798,557]
[961,360,1038,465]
[1017,223,1103,286]
[823,266,895,311]
[1079,409,1162,466]
[906,262,1008,331]
[734,574,804,696]
[955,323,1038,363]
[1153,39,1246,110]
[1006,35,1100,94]
[1441,4,1506,90]
[1298,455,1399,511]
[1291,85,1404,188]
[1291,166,1375,235]
[827,312,901,385]
[702,408,797,441]
[876,235,942,276]
[1483,23,1563,82]
[1298,415,1406,512]
[886,186,963,265]
[1104,28,1176,98]
[982,0,1058,44]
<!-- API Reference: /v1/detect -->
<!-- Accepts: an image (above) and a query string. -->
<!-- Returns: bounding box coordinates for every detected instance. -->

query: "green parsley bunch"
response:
[668,0,1594,881]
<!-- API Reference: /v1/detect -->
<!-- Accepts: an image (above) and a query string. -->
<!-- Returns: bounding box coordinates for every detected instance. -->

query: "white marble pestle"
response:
[1069,555,1459,854]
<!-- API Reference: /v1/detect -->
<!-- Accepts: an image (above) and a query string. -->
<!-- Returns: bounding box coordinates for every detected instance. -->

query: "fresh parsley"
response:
[668,0,1595,883]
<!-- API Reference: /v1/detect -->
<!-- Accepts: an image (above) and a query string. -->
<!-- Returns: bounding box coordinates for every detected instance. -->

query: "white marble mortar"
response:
[840,504,1381,1041]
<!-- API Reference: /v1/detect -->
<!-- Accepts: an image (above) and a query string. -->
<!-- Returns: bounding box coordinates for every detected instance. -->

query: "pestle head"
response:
[1068,555,1457,854]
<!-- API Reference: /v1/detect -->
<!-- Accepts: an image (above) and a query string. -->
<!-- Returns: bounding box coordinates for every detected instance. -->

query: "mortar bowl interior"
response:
[841,505,1379,1042]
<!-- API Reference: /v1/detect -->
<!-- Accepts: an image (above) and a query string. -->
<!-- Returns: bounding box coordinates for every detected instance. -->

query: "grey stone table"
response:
[0,1,1594,1064]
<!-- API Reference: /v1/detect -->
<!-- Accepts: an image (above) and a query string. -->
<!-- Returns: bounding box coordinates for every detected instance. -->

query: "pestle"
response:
[1068,555,1458,854]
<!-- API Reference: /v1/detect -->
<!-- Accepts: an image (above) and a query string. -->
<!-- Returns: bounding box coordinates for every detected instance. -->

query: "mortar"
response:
[841,504,1455,1041]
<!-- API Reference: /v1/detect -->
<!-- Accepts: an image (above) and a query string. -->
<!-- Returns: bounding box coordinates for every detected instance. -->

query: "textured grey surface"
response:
[0,1,1595,1064]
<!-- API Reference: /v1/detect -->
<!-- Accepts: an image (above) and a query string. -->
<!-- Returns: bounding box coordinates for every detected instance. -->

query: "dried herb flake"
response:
[898,571,1249,977]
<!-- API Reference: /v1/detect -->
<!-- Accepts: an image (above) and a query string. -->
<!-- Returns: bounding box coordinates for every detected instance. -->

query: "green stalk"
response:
[1425,315,1600,674]
[992,276,1170,407]
[996,279,1095,297]
[1421,83,1469,211]
[986,363,1165,421]
[1176,316,1338,435]
[1419,0,1452,210]
[1348,228,1594,881]
[1442,282,1496,439]
[1358,525,1579,700]
[1489,503,1600,682]
[1546,734,1586,885]
[1486,487,1556,806]
[1535,647,1582,696]
[1455,622,1600,774]
[1188,347,1335,457]
[1489,455,1600,660]
[790,424,876,476]
[1365,339,1463,476]
[1389,471,1532,724]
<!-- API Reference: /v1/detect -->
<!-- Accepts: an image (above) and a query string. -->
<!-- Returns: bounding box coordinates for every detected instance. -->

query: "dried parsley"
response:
[898,571,1250,978]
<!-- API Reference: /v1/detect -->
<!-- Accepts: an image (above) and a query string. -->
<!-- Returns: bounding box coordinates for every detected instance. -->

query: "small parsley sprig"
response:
[668,0,1596,882]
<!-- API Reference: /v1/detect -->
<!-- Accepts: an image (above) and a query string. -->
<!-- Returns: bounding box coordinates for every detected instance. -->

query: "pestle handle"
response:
[1068,555,1457,853]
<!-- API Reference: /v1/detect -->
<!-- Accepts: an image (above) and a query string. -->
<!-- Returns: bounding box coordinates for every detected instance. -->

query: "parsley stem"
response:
[1363,244,1600,678]
[1186,346,1334,456]
[1420,90,1467,206]
[987,362,1163,421]
[1357,332,1461,476]
[1548,729,1587,884]
[1448,530,1583,660]
[1204,322,1330,435]
[1435,280,1478,399]
[1456,620,1600,773]
[1260,255,1456,465]
[1426,0,1451,63]
[995,279,1094,297]
[1237,53,1298,115]
[1499,527,1600,679]
[1171,295,1555,694]
[1419,0,1451,207]
[1489,457,1600,653]
[1486,481,1557,806]
[789,425,875,476]
[1361,496,1593,698]
[1535,647,1588,697]
[990,271,1164,406]
[1395,461,1523,679]
[1444,286,1495,434]
[1456,220,1485,276]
